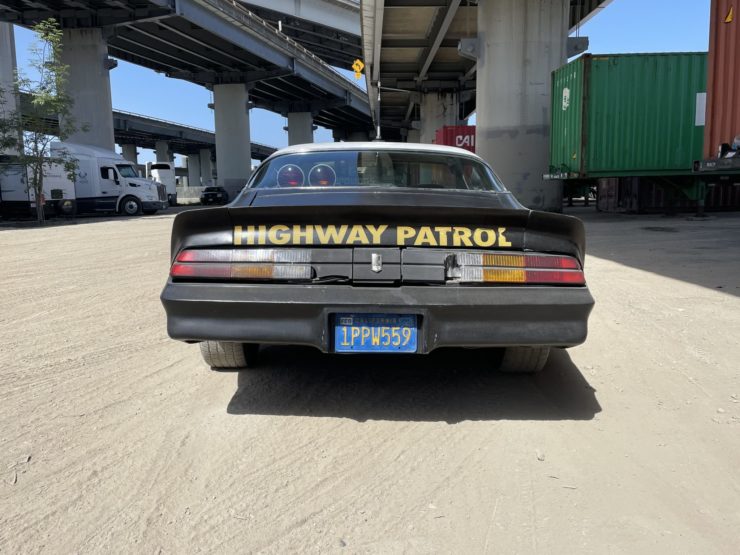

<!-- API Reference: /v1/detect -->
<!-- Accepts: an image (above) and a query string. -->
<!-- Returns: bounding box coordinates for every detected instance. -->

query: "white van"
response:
[52,142,168,215]
[148,161,177,206]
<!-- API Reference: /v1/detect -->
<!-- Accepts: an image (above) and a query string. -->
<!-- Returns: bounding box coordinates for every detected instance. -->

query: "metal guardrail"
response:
[114,109,214,134]
[201,0,368,103]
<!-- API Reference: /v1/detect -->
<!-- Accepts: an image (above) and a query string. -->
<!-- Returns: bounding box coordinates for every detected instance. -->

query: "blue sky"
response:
[12,0,711,164]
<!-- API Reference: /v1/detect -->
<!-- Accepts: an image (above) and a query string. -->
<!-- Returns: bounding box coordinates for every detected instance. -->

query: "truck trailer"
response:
[0,143,168,218]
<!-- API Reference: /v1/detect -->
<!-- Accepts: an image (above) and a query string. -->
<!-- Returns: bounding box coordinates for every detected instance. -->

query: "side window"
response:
[100,166,117,180]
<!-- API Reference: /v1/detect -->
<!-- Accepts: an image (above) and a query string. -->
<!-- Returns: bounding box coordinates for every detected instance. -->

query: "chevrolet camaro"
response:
[161,143,594,373]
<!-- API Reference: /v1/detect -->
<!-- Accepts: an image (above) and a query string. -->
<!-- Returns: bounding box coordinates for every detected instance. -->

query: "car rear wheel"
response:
[499,347,551,374]
[200,341,259,371]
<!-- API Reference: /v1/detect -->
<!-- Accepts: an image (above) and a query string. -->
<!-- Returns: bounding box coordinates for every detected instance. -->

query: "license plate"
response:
[334,314,418,353]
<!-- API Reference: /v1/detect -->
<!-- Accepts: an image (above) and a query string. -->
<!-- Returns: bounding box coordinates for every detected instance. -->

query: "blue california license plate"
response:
[334,314,418,353]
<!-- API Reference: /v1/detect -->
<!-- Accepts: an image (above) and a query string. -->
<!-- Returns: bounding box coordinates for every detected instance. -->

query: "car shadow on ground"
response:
[226,346,601,423]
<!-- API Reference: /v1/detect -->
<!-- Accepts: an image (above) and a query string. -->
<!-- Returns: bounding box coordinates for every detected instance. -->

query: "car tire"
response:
[200,341,259,371]
[119,196,142,216]
[499,347,551,374]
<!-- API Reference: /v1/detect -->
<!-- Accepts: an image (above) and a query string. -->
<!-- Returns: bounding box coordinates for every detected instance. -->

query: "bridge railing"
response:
[198,0,367,103]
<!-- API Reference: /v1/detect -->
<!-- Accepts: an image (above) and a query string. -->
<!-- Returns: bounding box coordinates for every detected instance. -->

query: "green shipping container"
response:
[549,53,707,179]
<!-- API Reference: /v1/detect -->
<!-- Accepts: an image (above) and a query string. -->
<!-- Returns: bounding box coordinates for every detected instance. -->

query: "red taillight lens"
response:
[171,249,313,281]
[456,252,585,285]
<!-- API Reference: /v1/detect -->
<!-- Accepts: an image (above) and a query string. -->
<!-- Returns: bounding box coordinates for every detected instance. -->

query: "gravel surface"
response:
[1,208,739,553]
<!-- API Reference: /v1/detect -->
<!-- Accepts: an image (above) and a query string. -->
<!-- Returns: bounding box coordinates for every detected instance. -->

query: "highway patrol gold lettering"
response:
[396,226,415,243]
[414,227,437,246]
[498,227,512,247]
[268,224,290,245]
[292,224,314,244]
[346,225,369,244]
[233,224,516,248]
[315,224,348,244]
[366,224,388,244]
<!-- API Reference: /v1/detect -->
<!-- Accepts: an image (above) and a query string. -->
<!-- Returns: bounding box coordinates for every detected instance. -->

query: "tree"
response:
[0,19,82,223]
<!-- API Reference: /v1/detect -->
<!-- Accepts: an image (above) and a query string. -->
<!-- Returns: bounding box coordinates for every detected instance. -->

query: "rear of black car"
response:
[199,187,229,205]
[161,187,594,372]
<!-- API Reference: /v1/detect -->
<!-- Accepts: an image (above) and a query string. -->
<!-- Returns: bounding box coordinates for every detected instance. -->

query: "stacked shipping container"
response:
[704,0,740,157]
[549,52,708,179]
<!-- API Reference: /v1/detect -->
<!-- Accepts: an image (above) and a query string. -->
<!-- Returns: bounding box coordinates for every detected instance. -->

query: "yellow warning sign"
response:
[352,59,365,79]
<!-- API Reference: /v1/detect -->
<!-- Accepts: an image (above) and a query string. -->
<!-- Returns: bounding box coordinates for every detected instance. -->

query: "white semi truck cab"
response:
[52,142,169,216]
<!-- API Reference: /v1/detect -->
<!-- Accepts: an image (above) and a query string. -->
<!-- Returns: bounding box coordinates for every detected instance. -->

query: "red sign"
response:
[434,125,476,153]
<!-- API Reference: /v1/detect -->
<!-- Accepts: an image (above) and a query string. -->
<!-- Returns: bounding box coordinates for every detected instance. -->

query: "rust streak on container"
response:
[704,0,740,157]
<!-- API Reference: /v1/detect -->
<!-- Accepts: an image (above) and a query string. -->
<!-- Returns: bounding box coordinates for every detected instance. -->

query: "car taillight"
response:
[171,248,313,281]
[452,252,585,285]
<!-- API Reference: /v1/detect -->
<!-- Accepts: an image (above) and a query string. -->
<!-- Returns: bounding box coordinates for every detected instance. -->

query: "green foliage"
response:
[0,18,83,223]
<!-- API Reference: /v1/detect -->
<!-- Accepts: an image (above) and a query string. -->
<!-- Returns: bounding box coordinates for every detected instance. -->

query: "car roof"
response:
[265,141,481,161]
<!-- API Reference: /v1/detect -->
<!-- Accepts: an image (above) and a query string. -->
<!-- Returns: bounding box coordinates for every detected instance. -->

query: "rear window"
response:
[204,187,220,192]
[248,150,504,192]
[151,163,171,170]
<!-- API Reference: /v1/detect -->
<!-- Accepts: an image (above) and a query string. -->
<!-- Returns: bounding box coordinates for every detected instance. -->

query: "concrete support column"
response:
[287,112,314,145]
[213,83,251,197]
[420,92,459,144]
[155,140,170,163]
[186,153,201,188]
[60,28,115,150]
[121,144,138,164]
[0,23,21,155]
[407,129,421,143]
[199,148,214,186]
[476,0,568,211]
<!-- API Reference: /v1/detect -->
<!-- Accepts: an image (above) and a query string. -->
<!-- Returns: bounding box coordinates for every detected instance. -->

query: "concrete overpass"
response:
[0,0,372,194]
[16,89,277,185]
[361,0,611,211]
[242,0,362,67]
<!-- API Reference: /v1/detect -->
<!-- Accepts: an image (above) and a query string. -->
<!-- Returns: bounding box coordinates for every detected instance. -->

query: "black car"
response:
[162,143,594,373]
[200,186,229,205]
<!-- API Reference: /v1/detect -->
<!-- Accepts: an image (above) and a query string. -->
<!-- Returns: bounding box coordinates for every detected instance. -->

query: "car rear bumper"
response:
[161,282,595,353]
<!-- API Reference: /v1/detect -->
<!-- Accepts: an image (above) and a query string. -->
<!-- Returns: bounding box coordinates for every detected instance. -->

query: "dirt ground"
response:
[1,208,739,553]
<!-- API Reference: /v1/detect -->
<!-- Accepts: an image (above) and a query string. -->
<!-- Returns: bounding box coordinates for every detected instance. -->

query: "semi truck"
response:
[0,143,168,218]
[0,160,76,218]
[147,161,177,206]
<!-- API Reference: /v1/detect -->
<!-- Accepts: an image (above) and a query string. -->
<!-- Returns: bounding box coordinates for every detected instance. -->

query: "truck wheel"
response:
[59,199,76,217]
[120,196,142,216]
[200,341,259,371]
[499,347,551,374]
